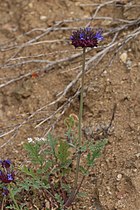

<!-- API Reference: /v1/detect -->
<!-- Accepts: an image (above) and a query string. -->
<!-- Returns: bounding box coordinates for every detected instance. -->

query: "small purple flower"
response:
[2,187,9,196]
[0,159,11,168]
[70,27,103,48]
[7,173,14,181]
[0,159,15,184]
[0,171,15,183]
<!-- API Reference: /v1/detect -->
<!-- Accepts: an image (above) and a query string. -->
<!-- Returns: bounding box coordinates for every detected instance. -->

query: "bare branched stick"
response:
[80,0,116,8]
[91,0,116,19]
[0,51,84,88]
[5,21,63,62]
[7,50,69,61]
[0,17,137,52]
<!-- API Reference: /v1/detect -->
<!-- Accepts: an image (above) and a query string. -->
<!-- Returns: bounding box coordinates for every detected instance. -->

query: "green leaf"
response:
[78,191,87,197]
[80,144,87,152]
[64,115,75,129]
[55,193,64,208]
[18,179,32,191]
[47,133,57,157]
[87,152,92,166]
[35,160,52,175]
[89,139,107,153]
[57,140,70,165]
[24,142,43,166]
[79,166,89,176]
[87,139,107,166]
[9,186,22,196]
[6,205,16,209]
[6,205,22,210]
[19,178,49,191]
[20,166,36,178]
[61,183,71,193]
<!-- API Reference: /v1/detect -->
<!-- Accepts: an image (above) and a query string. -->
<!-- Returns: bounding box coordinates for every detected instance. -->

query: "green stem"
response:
[9,186,20,210]
[64,48,86,208]
[78,48,86,145]
[74,47,86,189]
[1,196,6,210]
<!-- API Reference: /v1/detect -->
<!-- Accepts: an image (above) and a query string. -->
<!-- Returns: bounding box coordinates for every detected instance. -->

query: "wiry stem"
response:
[64,48,86,207]
[1,196,6,210]
[74,47,86,189]
[9,187,20,210]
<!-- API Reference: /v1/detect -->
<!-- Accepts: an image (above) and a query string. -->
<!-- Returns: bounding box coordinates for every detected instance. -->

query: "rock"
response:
[28,2,33,8]
[136,153,140,158]
[120,52,128,63]
[117,174,122,181]
[106,186,112,195]
[40,16,47,21]
[126,60,132,70]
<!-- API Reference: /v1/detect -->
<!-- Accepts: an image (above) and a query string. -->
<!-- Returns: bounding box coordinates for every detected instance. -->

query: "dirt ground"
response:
[0,0,140,209]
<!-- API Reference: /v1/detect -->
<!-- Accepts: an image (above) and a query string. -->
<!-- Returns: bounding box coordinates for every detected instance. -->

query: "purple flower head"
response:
[2,187,9,196]
[70,27,103,48]
[0,171,15,183]
[0,159,15,184]
[0,159,11,168]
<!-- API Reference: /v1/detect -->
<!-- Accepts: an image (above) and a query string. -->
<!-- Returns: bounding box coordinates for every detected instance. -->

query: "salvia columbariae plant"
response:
[0,27,107,210]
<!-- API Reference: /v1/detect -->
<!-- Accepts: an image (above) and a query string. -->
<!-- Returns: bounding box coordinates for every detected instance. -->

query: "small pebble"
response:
[136,153,140,158]
[28,2,33,8]
[40,16,47,21]
[132,169,137,173]
[126,60,132,70]
[120,52,127,63]
[117,174,122,181]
